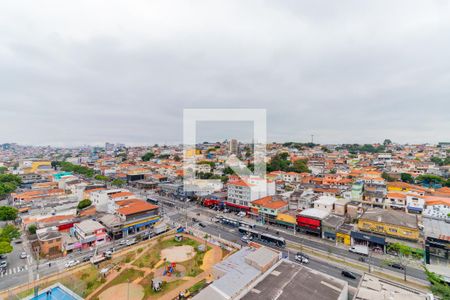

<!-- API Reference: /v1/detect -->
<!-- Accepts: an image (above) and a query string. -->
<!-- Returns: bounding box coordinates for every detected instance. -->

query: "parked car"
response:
[241,235,253,243]
[341,270,357,279]
[20,252,27,259]
[0,261,7,269]
[64,260,80,268]
[82,256,92,262]
[237,211,246,217]
[192,217,199,223]
[198,223,206,228]
[0,254,6,260]
[388,262,405,270]
[126,238,137,246]
[119,240,127,246]
[295,254,309,264]
[14,239,23,244]
[104,251,113,259]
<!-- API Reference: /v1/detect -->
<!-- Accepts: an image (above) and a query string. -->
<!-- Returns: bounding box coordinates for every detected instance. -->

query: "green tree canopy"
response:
[59,161,95,178]
[141,152,155,161]
[28,224,37,235]
[94,175,110,182]
[0,225,20,242]
[0,167,7,174]
[400,173,414,183]
[0,206,18,221]
[381,172,395,182]
[416,174,445,185]
[111,179,125,187]
[0,241,13,255]
[77,199,92,210]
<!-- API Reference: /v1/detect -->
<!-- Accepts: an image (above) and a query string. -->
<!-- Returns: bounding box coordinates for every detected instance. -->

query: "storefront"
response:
[351,231,386,254]
[225,202,251,212]
[296,216,321,236]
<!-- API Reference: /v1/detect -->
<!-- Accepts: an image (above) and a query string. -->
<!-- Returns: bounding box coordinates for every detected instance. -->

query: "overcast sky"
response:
[1,1,449,146]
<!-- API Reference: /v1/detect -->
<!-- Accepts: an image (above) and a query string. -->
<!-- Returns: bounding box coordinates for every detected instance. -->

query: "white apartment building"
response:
[90,189,135,212]
[227,177,275,207]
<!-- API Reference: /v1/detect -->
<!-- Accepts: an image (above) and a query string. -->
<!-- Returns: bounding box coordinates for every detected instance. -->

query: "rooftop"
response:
[355,273,431,300]
[360,209,417,229]
[241,260,348,300]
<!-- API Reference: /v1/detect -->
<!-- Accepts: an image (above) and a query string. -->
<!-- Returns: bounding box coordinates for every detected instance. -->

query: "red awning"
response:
[225,202,250,211]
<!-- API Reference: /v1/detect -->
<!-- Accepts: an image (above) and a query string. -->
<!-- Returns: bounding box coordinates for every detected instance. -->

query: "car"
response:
[0,254,6,260]
[82,256,92,262]
[126,238,137,246]
[341,270,357,279]
[295,254,309,264]
[20,252,27,259]
[119,240,127,246]
[296,252,309,259]
[237,212,246,217]
[192,217,199,222]
[198,223,206,228]
[0,261,7,269]
[64,260,80,268]
[14,239,23,244]
[388,262,405,270]
[241,235,253,243]
[104,251,113,259]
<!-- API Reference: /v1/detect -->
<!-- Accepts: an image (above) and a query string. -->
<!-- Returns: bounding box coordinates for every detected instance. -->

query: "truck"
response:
[90,254,107,264]
[349,245,369,256]
[153,222,168,235]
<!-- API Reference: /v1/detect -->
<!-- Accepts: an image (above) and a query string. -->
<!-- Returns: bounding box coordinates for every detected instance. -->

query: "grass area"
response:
[179,246,211,277]
[15,265,104,299]
[133,248,161,269]
[133,236,203,270]
[187,279,207,296]
[90,267,144,299]
[140,273,186,298]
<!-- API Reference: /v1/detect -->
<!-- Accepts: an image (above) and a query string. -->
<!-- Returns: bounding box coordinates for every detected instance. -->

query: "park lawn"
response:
[140,272,186,299]
[90,267,144,299]
[132,248,161,269]
[133,236,201,269]
[179,245,211,277]
[187,279,207,296]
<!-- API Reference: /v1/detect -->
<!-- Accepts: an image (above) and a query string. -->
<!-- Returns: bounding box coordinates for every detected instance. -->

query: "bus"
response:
[238,226,260,238]
[219,216,240,227]
[146,197,159,205]
[238,220,255,229]
[260,232,286,248]
[238,227,286,248]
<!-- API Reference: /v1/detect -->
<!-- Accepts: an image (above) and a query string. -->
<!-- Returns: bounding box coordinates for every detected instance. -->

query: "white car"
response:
[20,252,27,259]
[237,212,246,217]
[295,255,309,264]
[64,259,80,268]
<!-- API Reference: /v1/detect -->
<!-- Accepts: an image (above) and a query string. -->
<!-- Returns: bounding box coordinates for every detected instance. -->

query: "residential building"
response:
[357,209,419,241]
[72,220,107,248]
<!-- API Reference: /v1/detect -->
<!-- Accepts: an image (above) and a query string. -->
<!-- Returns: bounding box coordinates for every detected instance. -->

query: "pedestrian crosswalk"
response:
[0,265,28,277]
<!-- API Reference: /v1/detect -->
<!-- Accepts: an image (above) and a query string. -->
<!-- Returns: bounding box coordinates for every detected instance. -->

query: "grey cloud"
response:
[0,0,449,146]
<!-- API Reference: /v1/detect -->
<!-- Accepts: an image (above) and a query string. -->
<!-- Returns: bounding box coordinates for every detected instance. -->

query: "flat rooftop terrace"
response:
[242,260,347,300]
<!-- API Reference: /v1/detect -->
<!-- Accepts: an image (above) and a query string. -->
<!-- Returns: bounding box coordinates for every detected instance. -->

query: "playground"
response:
[89,233,224,300]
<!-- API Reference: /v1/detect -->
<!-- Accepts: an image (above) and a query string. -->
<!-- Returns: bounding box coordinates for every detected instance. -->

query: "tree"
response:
[400,173,414,184]
[0,225,20,241]
[291,159,310,173]
[173,155,181,162]
[415,174,445,186]
[0,206,18,221]
[94,175,110,182]
[77,199,92,210]
[28,224,37,235]
[59,162,94,178]
[111,179,125,187]
[381,172,395,182]
[383,139,392,146]
[0,174,21,198]
[387,243,413,281]
[424,267,450,299]
[0,241,13,255]
[141,152,155,161]
[0,167,7,174]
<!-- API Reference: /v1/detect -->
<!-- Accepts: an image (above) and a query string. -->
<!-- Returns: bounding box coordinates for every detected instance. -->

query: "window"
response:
[388,228,397,233]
